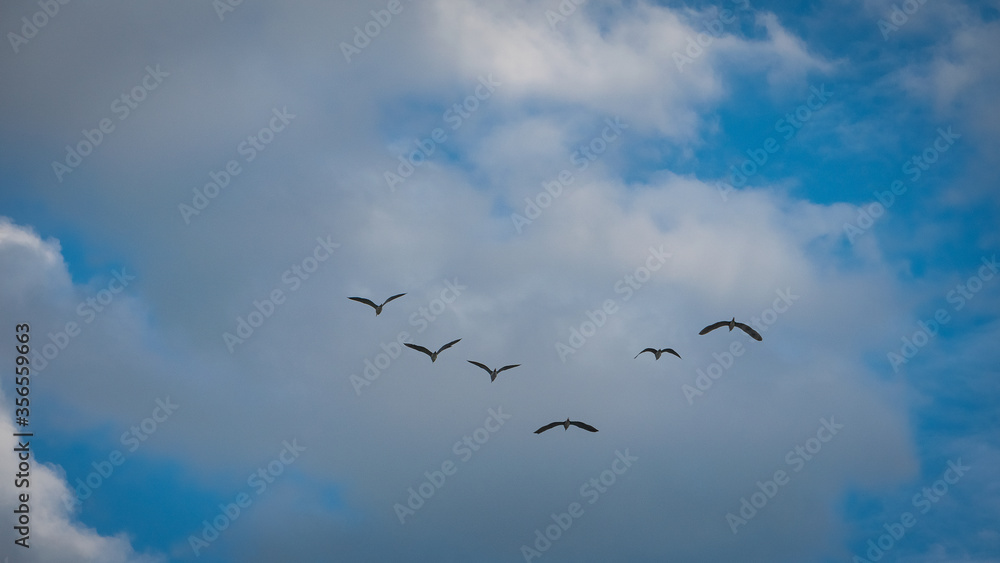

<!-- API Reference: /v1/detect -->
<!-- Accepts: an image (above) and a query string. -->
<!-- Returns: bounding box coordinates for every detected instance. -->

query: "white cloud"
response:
[422,0,833,140]
[0,229,162,563]
[0,405,165,562]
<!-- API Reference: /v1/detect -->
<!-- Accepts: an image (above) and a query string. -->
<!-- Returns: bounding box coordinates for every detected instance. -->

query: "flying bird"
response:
[534,418,599,434]
[699,318,762,341]
[347,293,406,316]
[634,347,681,360]
[467,361,521,382]
[404,339,462,362]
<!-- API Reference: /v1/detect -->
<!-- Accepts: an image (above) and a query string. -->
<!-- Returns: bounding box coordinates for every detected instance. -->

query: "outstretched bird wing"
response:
[534,421,563,434]
[569,420,599,432]
[436,339,462,354]
[635,348,658,359]
[404,343,433,358]
[381,293,406,306]
[497,364,521,373]
[663,348,682,359]
[467,360,493,374]
[734,322,763,341]
[699,321,729,335]
[348,296,378,310]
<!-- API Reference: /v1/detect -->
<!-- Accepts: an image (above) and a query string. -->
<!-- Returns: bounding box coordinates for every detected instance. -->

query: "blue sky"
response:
[0,1,998,562]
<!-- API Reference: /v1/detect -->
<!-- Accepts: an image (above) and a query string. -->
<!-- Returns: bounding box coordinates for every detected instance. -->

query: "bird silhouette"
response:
[467,361,520,382]
[404,339,462,362]
[534,418,599,434]
[347,293,406,316]
[699,318,762,341]
[634,347,681,360]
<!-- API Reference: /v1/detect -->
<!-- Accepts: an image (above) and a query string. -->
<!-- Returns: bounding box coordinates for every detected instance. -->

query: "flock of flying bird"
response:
[348,293,763,434]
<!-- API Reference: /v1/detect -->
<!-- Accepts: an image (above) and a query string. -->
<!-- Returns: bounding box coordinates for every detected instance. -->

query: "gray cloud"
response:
[0,1,992,561]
